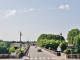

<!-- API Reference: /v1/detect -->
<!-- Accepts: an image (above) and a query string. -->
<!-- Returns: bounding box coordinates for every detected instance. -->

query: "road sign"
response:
[57,46,61,51]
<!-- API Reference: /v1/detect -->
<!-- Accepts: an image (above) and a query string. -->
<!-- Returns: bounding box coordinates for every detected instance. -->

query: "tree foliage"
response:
[37,34,66,51]
[73,34,80,53]
[37,34,65,42]
[67,28,80,43]
[9,46,15,53]
[0,42,11,54]
[59,41,68,51]
[37,39,60,51]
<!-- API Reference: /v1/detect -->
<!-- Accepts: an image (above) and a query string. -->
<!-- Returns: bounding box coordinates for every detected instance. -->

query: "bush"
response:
[63,49,70,54]
[9,46,15,53]
[0,42,11,54]
[63,49,68,54]
[21,49,25,53]
[48,47,51,50]
[15,49,20,54]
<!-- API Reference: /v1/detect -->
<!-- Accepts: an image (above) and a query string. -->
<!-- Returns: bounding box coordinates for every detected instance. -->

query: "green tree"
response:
[59,41,68,51]
[37,34,65,42]
[67,28,80,44]
[74,34,80,53]
[0,42,11,54]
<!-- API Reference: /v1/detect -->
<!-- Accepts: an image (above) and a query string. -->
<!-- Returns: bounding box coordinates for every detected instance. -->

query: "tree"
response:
[0,40,3,42]
[67,28,80,44]
[59,41,68,51]
[37,34,65,42]
[0,42,11,54]
[74,34,80,53]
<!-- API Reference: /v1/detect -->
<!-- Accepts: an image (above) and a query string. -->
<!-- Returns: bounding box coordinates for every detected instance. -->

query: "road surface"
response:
[28,46,56,60]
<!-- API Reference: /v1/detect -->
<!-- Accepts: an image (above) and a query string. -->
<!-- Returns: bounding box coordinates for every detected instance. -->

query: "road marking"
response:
[35,57,37,59]
[47,57,50,59]
[30,57,55,59]
[30,57,33,59]
[43,57,46,59]
[39,57,42,59]
[51,57,54,59]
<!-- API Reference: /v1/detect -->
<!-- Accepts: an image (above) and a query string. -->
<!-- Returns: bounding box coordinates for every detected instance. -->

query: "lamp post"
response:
[60,32,62,43]
[60,32,62,51]
[20,31,22,52]
[57,32,62,56]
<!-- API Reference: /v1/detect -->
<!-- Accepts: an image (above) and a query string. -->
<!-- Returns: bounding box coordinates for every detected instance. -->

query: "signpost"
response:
[57,46,61,51]
[57,46,61,56]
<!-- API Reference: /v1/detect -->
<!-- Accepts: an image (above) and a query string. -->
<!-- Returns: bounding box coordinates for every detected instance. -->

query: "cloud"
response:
[59,4,70,10]
[4,9,16,18]
[28,8,35,11]
[18,10,27,12]
[59,4,65,9]
[47,4,70,10]
[18,8,35,12]
[65,4,70,10]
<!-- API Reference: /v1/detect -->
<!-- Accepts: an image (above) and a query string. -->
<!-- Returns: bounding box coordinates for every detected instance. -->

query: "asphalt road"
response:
[29,46,56,60]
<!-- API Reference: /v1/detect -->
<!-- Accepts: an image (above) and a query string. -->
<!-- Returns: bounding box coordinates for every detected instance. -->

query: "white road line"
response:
[47,57,50,59]
[35,57,37,59]
[39,57,42,59]
[51,57,54,59]
[30,57,33,59]
[43,57,46,59]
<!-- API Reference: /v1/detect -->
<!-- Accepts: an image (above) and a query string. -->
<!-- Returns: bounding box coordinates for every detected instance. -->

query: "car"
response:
[37,49,42,52]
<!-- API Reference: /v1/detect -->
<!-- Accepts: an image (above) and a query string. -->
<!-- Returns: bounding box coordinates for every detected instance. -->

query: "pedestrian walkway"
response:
[29,57,55,59]
[22,56,55,60]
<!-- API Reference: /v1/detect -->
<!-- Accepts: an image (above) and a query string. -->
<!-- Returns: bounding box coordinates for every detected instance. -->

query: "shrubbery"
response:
[9,46,15,53]
[0,42,11,54]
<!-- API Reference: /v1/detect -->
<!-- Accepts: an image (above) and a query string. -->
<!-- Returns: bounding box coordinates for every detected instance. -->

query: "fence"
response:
[65,54,80,58]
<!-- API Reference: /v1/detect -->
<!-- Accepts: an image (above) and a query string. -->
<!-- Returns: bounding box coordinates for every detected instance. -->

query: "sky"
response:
[0,0,80,41]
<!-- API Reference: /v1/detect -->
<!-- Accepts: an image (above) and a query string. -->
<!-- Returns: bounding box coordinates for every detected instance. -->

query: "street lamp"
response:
[20,31,22,52]
[57,32,62,56]
[60,32,62,51]
[60,32,62,43]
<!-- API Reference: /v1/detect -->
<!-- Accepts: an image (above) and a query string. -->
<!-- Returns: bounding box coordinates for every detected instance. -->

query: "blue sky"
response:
[0,0,80,41]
